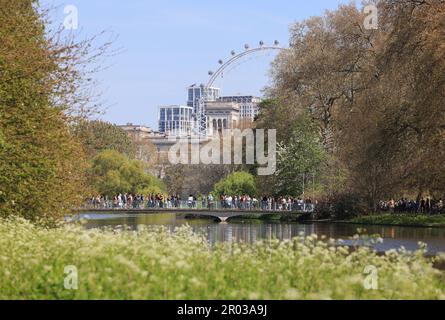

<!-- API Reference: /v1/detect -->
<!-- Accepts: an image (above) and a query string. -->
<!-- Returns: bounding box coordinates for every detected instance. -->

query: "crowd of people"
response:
[87,194,180,209]
[212,195,314,211]
[379,197,444,214]
[86,194,316,212]
[86,194,444,215]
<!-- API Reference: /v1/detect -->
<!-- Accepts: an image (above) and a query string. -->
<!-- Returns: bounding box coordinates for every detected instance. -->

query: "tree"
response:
[269,3,377,150]
[73,120,136,159]
[213,172,257,196]
[275,112,327,197]
[336,0,445,208]
[0,0,97,222]
[266,1,445,213]
[90,150,164,197]
[163,164,240,198]
[255,99,302,145]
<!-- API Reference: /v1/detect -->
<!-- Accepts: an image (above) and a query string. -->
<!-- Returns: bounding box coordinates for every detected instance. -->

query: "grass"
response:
[348,214,445,228]
[1,218,445,300]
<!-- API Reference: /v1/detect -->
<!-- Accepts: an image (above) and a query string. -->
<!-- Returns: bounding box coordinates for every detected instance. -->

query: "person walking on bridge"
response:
[208,194,214,210]
[187,195,194,208]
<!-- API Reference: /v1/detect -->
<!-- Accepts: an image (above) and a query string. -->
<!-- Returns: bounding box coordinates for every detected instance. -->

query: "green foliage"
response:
[275,112,327,196]
[73,120,136,159]
[90,150,164,196]
[1,218,444,299]
[349,214,445,228]
[0,1,87,222]
[0,129,5,147]
[213,171,257,196]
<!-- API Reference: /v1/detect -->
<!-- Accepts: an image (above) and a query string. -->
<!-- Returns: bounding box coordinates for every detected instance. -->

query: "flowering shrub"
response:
[0,218,444,300]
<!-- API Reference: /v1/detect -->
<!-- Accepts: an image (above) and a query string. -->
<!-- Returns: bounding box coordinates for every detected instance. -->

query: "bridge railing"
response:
[82,199,315,213]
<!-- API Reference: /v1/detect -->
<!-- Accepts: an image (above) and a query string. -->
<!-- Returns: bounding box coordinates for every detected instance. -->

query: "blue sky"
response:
[43,0,350,128]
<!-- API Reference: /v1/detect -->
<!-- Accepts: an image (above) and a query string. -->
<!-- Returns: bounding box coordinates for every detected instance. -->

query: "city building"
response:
[119,124,157,163]
[158,105,193,137]
[187,84,221,115]
[119,123,154,142]
[156,85,262,138]
[218,96,262,121]
[205,101,240,135]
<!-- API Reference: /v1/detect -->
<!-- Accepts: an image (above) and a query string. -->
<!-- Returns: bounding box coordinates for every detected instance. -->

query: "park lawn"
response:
[347,214,445,228]
[0,218,444,300]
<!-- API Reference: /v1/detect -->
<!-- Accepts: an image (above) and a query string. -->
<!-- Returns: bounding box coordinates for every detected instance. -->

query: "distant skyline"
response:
[43,0,350,128]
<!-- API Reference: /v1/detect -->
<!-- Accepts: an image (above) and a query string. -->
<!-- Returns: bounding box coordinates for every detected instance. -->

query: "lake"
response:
[76,212,445,255]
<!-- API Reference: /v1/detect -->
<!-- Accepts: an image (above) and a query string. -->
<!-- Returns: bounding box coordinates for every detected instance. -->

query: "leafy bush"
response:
[213,171,257,196]
[90,150,164,196]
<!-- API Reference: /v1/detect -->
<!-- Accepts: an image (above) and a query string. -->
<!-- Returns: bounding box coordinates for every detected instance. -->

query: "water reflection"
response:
[76,213,445,254]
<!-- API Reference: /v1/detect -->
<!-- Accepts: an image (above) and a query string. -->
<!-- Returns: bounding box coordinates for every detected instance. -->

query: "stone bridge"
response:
[76,208,313,223]
[180,210,304,222]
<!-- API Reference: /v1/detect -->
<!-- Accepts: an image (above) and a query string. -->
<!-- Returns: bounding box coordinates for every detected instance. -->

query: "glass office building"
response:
[187,84,221,115]
[158,105,193,136]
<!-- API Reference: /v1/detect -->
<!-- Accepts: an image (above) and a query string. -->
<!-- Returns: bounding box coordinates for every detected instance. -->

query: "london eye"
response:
[195,40,287,136]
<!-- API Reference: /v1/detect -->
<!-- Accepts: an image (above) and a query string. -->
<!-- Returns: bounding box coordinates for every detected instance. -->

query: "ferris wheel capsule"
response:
[274,40,280,46]
[244,44,250,50]
[208,71,214,76]
[259,40,264,46]
[218,59,223,65]
[231,50,236,56]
